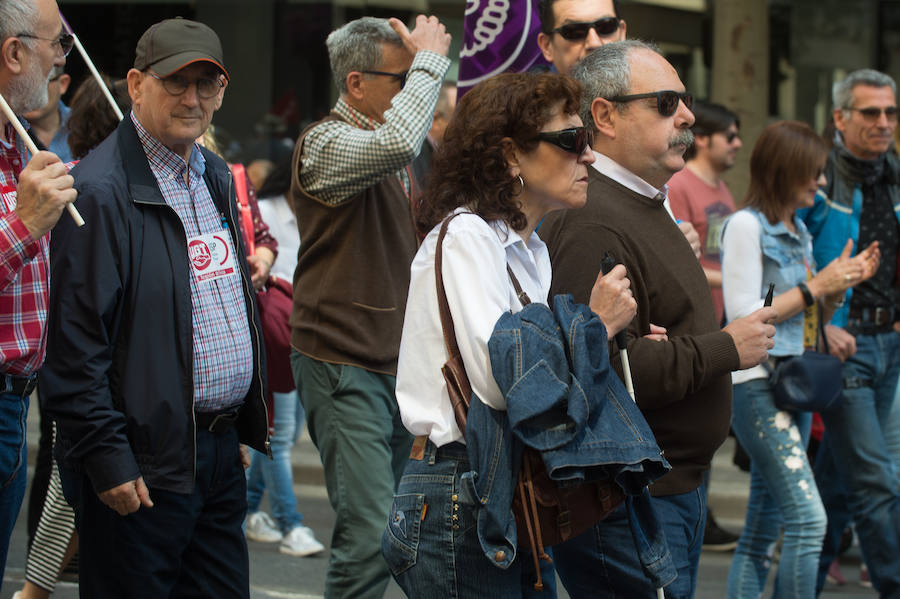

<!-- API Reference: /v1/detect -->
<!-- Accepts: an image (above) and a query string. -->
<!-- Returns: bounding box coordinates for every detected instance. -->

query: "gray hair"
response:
[833,69,897,111]
[571,39,660,132]
[0,0,38,44]
[326,17,404,94]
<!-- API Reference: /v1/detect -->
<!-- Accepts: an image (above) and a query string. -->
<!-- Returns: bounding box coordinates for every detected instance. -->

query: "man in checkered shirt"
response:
[41,18,269,597]
[0,0,77,583]
[288,15,450,599]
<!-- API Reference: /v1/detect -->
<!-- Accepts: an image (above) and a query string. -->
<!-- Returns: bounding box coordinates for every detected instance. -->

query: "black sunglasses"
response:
[533,127,593,155]
[608,90,693,117]
[718,130,740,143]
[552,17,621,41]
[16,32,74,57]
[848,106,898,122]
[362,70,408,88]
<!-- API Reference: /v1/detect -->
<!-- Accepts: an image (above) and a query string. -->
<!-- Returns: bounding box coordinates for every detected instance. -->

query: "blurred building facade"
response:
[57,0,899,194]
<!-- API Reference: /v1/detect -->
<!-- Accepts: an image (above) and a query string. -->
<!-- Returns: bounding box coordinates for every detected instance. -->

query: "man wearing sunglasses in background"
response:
[0,0,76,585]
[541,41,776,598]
[288,15,450,599]
[801,68,900,597]
[536,0,625,77]
[42,18,270,597]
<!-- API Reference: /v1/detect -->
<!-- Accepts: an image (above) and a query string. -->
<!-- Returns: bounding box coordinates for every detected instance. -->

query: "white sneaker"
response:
[279,525,325,557]
[245,511,283,543]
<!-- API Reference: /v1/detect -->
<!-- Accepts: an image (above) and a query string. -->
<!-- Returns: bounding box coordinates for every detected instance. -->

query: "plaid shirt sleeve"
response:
[299,50,451,205]
[0,210,41,291]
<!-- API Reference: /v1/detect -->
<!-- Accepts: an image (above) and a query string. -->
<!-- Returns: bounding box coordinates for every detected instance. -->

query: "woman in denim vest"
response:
[382,73,639,597]
[721,121,880,598]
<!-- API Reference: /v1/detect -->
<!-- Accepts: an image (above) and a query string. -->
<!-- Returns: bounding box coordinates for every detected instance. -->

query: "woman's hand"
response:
[589,265,637,338]
[809,239,880,299]
[247,248,275,291]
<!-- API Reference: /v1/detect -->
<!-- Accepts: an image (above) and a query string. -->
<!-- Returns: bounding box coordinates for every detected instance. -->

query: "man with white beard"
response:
[0,0,77,584]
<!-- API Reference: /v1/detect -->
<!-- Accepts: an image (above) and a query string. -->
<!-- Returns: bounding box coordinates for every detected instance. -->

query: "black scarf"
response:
[823,136,900,209]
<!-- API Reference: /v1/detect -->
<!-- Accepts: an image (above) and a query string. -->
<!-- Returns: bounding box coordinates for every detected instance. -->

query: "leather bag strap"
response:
[435,213,465,364]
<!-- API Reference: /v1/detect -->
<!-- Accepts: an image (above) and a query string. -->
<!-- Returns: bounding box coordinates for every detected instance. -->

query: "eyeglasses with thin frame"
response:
[551,17,621,41]
[533,127,593,155]
[848,106,898,123]
[361,70,408,88]
[608,90,693,117]
[16,32,74,57]
[147,71,225,100]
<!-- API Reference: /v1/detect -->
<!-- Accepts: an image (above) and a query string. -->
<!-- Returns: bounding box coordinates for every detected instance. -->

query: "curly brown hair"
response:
[67,74,132,159]
[416,72,583,235]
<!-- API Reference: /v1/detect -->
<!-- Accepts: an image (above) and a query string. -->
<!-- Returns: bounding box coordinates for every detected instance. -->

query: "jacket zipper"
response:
[133,198,200,485]
[225,169,272,458]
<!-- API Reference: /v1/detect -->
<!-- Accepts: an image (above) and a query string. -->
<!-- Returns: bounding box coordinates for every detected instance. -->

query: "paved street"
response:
[1,408,878,598]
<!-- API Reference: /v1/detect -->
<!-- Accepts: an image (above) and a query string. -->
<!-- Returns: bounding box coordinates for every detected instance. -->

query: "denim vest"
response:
[461,295,673,586]
[751,209,814,357]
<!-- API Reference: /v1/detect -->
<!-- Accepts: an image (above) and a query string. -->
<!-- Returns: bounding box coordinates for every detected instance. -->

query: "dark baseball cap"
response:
[134,18,229,80]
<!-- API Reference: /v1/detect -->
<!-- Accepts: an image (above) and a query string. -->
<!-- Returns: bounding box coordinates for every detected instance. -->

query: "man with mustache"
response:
[540,41,776,598]
[41,18,269,597]
[0,0,75,583]
[802,68,900,597]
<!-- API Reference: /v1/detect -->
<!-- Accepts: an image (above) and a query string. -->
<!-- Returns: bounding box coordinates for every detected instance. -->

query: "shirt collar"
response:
[591,151,668,201]
[334,97,380,131]
[131,110,206,180]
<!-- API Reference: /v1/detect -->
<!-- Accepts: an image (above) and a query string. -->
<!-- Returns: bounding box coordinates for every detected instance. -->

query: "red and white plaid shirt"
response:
[0,122,50,377]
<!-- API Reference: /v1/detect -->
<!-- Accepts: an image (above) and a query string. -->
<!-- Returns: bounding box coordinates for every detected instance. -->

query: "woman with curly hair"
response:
[381,71,642,597]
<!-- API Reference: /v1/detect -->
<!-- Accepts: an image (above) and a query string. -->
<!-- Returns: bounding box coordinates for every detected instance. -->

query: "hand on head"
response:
[389,15,451,57]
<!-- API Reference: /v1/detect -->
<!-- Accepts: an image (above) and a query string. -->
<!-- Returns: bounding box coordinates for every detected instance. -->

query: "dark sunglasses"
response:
[848,106,898,122]
[608,90,693,117]
[552,17,621,41]
[362,70,408,88]
[718,130,740,143]
[534,127,593,155]
[16,32,74,57]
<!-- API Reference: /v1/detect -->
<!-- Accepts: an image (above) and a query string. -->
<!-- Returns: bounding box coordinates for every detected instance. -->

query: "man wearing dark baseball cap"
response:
[43,17,268,598]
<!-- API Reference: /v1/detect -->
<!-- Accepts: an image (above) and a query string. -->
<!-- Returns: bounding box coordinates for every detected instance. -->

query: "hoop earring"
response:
[512,174,525,196]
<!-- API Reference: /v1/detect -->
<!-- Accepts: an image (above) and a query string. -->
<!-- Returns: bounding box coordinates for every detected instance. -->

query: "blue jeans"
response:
[727,378,826,599]
[814,330,900,597]
[382,439,554,598]
[888,381,900,478]
[246,390,305,533]
[554,485,705,598]
[0,391,29,587]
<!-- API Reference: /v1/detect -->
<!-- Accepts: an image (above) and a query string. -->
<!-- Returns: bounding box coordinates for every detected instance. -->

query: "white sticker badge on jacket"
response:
[187,231,236,283]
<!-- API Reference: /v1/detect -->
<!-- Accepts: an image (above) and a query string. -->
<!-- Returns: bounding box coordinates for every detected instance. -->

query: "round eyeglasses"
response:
[148,71,225,100]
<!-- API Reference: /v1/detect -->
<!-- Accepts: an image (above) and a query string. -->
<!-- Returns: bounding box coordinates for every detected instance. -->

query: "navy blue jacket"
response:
[42,117,269,495]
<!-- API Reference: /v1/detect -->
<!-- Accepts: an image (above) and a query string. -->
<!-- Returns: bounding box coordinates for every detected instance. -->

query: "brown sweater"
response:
[540,168,740,496]
[289,116,419,375]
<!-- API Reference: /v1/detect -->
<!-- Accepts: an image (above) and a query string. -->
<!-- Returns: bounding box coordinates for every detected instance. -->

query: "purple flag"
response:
[458,0,549,96]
